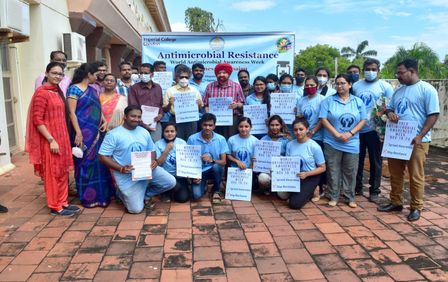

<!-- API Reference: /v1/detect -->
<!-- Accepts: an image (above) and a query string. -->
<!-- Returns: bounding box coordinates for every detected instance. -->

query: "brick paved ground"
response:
[0,149,447,281]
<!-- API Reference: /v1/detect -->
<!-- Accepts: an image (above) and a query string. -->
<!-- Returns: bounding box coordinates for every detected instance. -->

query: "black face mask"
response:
[295,76,305,85]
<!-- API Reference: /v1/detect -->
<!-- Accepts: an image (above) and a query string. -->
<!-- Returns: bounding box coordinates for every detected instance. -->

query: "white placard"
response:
[253,140,282,173]
[174,92,199,123]
[271,156,301,192]
[152,72,173,92]
[244,104,268,135]
[381,120,418,160]
[225,167,253,202]
[141,105,159,129]
[209,97,233,126]
[131,151,152,181]
[270,93,296,124]
[176,144,202,179]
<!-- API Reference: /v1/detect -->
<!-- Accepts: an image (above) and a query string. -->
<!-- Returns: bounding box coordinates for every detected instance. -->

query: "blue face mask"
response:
[267,82,276,91]
[347,73,360,83]
[280,84,292,93]
[364,71,378,82]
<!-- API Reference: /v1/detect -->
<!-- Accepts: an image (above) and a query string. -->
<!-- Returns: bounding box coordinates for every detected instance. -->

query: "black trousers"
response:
[315,140,327,193]
[289,174,321,210]
[356,130,382,195]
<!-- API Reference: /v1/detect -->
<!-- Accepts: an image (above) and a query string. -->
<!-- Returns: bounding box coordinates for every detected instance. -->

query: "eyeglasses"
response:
[179,76,189,79]
[49,72,64,77]
[335,82,348,86]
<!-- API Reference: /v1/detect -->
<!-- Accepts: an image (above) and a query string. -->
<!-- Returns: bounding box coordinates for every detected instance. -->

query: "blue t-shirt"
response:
[319,94,367,153]
[387,80,439,142]
[296,94,326,141]
[187,131,230,172]
[190,80,208,118]
[155,138,187,176]
[286,139,325,172]
[293,85,304,97]
[245,93,263,105]
[227,134,258,168]
[99,125,154,190]
[353,79,393,133]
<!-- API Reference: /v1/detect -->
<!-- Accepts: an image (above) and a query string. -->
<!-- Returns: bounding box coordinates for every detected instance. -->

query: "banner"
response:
[142,32,295,83]
[381,120,418,160]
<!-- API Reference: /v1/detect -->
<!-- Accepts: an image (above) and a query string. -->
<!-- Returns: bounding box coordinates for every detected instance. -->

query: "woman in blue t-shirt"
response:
[319,74,366,208]
[155,122,189,203]
[285,118,326,209]
[227,117,258,170]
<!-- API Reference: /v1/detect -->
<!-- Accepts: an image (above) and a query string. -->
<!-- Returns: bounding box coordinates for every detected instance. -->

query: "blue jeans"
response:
[191,164,224,199]
[118,166,175,214]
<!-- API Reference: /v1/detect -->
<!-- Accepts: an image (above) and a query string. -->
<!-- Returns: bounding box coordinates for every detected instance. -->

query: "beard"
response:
[193,73,203,80]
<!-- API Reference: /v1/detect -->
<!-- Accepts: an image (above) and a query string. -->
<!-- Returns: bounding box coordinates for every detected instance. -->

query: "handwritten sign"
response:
[225,167,253,201]
[253,140,282,173]
[244,104,268,135]
[131,151,152,181]
[174,92,199,123]
[381,120,418,160]
[271,156,301,192]
[209,97,233,126]
[270,93,296,124]
[176,144,202,179]
[141,105,159,130]
[152,72,173,92]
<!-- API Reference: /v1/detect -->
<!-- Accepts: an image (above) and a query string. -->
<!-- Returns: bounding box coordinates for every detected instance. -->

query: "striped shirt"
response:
[203,80,245,114]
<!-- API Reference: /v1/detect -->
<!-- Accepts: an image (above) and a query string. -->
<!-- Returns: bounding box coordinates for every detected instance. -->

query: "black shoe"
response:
[407,209,421,221]
[63,205,81,213]
[0,204,8,213]
[369,194,380,203]
[355,190,363,196]
[377,203,403,212]
[50,209,75,217]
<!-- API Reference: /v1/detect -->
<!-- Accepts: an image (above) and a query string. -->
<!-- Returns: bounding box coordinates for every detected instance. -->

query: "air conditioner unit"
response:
[0,0,30,43]
[62,32,87,64]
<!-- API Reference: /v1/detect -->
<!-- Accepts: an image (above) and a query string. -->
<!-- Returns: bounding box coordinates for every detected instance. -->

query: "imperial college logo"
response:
[209,36,225,51]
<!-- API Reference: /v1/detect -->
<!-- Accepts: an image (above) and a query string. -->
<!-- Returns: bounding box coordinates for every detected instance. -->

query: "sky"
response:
[164,0,448,65]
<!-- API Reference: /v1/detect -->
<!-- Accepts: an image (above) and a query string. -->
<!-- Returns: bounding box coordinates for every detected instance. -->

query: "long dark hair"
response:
[253,76,270,105]
[70,63,98,85]
[267,114,290,138]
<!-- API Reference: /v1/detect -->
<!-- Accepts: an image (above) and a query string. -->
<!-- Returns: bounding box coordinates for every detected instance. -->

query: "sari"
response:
[100,92,128,130]
[67,85,114,207]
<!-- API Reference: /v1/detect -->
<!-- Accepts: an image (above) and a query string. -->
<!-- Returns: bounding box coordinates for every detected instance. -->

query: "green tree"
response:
[294,44,351,76]
[185,7,223,32]
[341,40,378,61]
[382,42,443,79]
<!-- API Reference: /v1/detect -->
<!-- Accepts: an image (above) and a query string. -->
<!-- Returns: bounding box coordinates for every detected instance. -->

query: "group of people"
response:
[25,50,439,222]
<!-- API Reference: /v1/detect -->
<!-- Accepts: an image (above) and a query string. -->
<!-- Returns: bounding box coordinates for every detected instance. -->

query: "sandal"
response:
[212,192,222,204]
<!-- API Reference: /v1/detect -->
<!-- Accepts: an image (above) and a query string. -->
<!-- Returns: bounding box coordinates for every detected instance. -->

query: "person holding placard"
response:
[99,105,176,214]
[155,122,189,203]
[274,73,299,132]
[187,113,229,202]
[285,118,326,209]
[378,59,439,221]
[257,115,291,195]
[227,117,258,171]
[163,64,203,140]
[203,63,245,139]
[319,74,367,208]
[297,76,326,202]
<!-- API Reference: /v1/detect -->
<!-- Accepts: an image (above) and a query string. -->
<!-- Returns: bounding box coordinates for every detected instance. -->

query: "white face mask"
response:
[140,74,151,83]
[131,73,140,83]
[317,76,328,85]
[178,78,189,88]
[364,71,378,82]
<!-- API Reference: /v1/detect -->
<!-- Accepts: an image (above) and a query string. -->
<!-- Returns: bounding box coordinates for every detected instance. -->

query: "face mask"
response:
[267,82,276,91]
[131,74,140,83]
[364,71,378,82]
[317,77,328,85]
[304,86,318,96]
[347,73,360,83]
[280,84,292,93]
[295,76,305,85]
[140,74,151,83]
[178,78,189,88]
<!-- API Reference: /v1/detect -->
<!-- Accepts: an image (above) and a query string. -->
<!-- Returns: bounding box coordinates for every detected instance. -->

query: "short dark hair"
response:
[363,58,381,69]
[192,63,205,70]
[295,68,306,74]
[92,61,107,69]
[397,58,418,72]
[266,73,278,82]
[153,61,166,68]
[119,61,132,70]
[279,73,294,83]
[50,51,67,60]
[238,69,250,78]
[124,105,142,116]
[140,63,154,72]
[162,121,177,132]
[347,65,360,72]
[201,113,216,125]
[104,73,117,82]
[175,64,191,77]
[293,117,309,129]
[335,73,351,84]
[315,67,331,77]
[237,116,252,127]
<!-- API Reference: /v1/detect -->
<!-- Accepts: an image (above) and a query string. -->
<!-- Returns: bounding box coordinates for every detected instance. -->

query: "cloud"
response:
[373,7,411,19]
[231,1,276,11]
[170,22,189,32]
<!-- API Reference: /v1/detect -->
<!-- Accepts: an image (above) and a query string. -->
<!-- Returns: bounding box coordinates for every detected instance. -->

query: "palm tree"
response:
[341,40,378,61]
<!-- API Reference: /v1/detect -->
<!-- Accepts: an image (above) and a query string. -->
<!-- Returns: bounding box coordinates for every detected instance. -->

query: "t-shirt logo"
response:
[396,98,409,115]
[303,107,313,121]
[167,153,176,167]
[129,142,146,153]
[236,148,250,165]
[359,91,374,107]
[338,113,356,130]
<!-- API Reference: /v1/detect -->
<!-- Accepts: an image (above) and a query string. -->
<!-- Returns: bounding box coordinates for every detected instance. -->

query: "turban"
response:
[214,63,233,76]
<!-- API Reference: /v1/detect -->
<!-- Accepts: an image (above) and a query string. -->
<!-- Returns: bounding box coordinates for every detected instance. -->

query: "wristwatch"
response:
[211,159,215,164]
[47,137,54,143]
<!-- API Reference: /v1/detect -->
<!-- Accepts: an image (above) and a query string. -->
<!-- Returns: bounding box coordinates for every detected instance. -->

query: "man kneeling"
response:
[99,105,175,213]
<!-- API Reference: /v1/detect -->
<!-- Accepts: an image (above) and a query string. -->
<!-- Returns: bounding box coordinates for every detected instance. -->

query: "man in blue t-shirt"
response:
[352,58,393,202]
[99,105,176,214]
[378,59,439,222]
